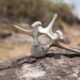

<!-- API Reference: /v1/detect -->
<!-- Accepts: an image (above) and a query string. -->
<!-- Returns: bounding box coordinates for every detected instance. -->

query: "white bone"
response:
[14,21,42,33]
[31,21,42,28]
[14,25,32,33]
[56,30,64,40]
[14,25,32,32]
[38,14,60,40]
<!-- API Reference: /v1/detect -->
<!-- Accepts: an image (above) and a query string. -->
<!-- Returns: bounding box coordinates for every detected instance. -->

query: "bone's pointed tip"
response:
[53,13,58,19]
[14,25,20,28]
[46,13,58,31]
[13,25,33,33]
[14,25,21,28]
[14,25,17,27]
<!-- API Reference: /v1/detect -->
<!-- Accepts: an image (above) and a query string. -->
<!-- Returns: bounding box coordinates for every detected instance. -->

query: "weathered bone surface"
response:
[31,38,49,58]
[31,24,52,58]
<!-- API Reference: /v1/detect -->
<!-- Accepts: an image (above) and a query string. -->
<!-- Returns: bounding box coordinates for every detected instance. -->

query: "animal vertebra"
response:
[14,13,80,58]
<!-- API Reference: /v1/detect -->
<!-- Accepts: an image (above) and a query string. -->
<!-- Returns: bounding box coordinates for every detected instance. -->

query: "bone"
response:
[14,25,32,33]
[55,30,64,40]
[31,21,42,28]
[13,14,80,58]
[31,39,49,58]
[57,42,80,53]
[14,25,33,36]
[46,13,58,31]
[38,14,59,40]
[37,34,51,46]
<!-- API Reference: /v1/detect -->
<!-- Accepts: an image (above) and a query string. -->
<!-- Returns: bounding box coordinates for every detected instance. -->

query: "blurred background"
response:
[0,0,80,24]
[0,0,80,61]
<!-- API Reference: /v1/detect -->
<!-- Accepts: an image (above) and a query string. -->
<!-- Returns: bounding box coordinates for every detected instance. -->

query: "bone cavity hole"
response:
[37,34,51,46]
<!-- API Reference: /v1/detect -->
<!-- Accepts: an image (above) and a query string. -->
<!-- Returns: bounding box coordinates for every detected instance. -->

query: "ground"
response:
[0,38,80,80]
[0,23,80,80]
[1,51,80,80]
